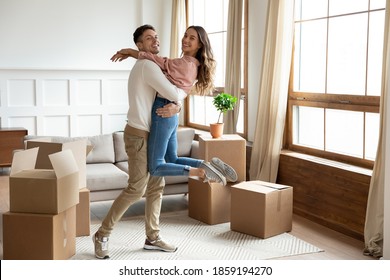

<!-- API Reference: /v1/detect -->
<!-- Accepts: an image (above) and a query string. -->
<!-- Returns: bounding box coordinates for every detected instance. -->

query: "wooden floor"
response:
[0,167,377,260]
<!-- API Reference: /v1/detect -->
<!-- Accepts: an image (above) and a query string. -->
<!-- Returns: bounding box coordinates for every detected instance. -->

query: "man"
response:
[92,24,186,259]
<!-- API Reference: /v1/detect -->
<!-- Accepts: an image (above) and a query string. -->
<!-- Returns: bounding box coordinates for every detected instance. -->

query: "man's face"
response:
[137,29,160,54]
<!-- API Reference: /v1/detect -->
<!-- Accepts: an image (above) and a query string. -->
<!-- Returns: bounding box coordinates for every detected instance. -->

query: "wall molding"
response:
[0,69,130,137]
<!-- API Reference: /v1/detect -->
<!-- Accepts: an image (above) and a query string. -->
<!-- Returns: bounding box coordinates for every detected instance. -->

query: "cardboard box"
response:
[3,206,76,260]
[231,181,293,238]
[9,147,79,214]
[199,134,246,182]
[76,187,90,237]
[188,177,231,225]
[26,139,89,189]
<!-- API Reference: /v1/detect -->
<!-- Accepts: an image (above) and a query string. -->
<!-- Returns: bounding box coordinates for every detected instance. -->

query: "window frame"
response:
[184,0,248,139]
[285,3,384,169]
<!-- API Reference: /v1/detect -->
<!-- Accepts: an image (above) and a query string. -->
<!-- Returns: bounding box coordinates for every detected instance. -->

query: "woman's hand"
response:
[111,48,139,62]
[110,50,129,62]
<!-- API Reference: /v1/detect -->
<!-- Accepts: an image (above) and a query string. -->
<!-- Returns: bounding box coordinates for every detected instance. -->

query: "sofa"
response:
[24,127,200,202]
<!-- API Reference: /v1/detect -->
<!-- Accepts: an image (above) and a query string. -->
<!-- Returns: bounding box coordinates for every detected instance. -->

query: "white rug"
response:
[73,212,323,260]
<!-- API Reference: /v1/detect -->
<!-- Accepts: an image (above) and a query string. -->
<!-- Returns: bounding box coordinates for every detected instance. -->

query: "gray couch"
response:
[24,128,200,202]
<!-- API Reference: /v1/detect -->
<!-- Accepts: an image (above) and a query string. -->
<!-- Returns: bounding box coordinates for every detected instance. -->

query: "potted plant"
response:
[210,92,238,138]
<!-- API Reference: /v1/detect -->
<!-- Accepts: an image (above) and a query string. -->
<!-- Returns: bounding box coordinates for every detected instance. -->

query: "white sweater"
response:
[126,59,187,132]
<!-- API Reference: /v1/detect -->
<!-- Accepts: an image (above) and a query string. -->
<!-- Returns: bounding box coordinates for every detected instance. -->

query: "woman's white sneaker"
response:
[210,157,238,182]
[200,162,227,186]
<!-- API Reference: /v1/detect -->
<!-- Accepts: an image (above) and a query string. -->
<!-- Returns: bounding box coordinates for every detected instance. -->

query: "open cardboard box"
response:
[26,139,91,189]
[188,177,231,225]
[9,147,79,214]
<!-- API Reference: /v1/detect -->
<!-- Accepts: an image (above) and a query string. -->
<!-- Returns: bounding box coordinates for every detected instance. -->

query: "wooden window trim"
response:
[184,0,249,140]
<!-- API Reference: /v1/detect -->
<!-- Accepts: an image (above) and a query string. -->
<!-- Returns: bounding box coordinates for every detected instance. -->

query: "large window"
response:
[287,0,385,168]
[185,0,247,136]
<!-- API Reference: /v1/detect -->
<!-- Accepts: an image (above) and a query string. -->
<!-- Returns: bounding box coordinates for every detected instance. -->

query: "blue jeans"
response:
[148,97,202,176]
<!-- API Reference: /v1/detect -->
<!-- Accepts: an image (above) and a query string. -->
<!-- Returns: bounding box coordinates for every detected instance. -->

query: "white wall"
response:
[0,0,173,136]
[0,69,130,136]
[0,0,173,70]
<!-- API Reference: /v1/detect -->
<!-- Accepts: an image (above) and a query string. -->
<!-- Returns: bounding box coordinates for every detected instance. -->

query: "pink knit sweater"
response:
[139,51,199,94]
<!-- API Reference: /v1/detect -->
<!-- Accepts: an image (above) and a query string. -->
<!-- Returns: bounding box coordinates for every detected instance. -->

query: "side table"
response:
[0,127,28,167]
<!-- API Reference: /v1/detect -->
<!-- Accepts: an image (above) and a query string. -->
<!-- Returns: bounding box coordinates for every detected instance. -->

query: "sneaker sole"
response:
[144,244,177,252]
[211,158,238,182]
[201,162,227,186]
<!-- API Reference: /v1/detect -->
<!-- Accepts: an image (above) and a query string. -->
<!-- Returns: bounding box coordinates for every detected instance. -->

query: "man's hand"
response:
[156,103,181,118]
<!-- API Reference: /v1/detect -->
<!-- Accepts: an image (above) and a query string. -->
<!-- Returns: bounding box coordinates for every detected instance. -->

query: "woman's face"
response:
[181,28,201,57]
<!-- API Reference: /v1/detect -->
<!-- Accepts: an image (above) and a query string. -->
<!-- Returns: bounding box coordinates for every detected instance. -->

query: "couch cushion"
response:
[87,163,128,192]
[165,175,189,184]
[115,161,128,173]
[24,133,115,164]
[177,128,195,157]
[84,134,115,164]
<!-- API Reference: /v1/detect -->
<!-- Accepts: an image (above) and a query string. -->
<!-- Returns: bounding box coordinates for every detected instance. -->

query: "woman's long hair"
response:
[187,26,216,96]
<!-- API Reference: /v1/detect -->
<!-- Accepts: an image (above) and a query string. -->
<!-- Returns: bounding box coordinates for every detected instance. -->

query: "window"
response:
[287,0,385,168]
[185,0,247,136]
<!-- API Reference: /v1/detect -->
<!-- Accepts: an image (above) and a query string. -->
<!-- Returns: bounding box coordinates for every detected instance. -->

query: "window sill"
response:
[280,150,373,177]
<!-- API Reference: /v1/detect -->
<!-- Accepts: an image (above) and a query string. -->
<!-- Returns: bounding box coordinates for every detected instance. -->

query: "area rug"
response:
[73,212,323,260]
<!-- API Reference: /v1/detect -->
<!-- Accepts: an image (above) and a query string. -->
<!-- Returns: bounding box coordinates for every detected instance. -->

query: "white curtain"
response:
[364,0,390,258]
[170,0,186,124]
[249,0,294,182]
[223,0,243,134]
[170,0,186,59]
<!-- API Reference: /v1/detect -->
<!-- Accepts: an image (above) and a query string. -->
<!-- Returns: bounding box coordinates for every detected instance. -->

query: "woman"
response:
[112,26,237,185]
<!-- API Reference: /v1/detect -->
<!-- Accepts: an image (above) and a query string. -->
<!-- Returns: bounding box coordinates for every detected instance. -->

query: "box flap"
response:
[49,150,79,178]
[10,148,39,176]
[27,141,64,169]
[234,181,291,193]
[86,145,93,156]
[63,139,88,188]
[63,139,87,163]
[254,181,291,190]
[11,169,56,179]
[24,137,52,149]
[27,137,52,143]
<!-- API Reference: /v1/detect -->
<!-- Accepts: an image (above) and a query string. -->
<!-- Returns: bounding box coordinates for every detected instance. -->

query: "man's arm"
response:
[142,60,187,102]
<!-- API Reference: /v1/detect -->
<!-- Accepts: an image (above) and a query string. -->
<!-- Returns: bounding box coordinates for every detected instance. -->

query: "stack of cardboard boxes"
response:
[3,140,91,260]
[189,134,293,239]
[189,134,246,224]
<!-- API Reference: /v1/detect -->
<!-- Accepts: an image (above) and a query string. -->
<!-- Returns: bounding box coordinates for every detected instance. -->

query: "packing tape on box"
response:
[63,211,67,247]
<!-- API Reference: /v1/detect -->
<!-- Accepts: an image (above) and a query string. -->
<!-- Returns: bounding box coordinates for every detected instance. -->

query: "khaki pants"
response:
[98,125,164,240]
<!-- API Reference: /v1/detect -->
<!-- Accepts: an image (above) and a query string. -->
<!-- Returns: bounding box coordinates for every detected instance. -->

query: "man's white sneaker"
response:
[93,232,110,259]
[143,237,177,252]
